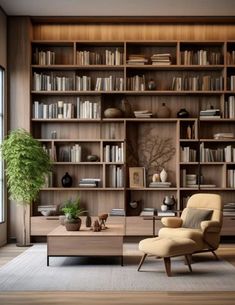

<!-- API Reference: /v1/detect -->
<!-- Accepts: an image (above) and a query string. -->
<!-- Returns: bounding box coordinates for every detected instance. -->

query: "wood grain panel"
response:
[125,216,162,236]
[33,24,235,41]
[221,217,235,236]
[8,17,33,244]
[30,216,60,236]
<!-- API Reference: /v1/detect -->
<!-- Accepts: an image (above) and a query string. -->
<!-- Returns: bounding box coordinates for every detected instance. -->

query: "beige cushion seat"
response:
[138,237,197,276]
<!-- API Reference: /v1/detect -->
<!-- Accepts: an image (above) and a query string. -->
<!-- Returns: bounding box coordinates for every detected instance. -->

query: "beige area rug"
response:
[0,244,234,291]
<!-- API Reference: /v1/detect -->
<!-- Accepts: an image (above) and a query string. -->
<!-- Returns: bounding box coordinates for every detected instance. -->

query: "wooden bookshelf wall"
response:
[8,18,235,241]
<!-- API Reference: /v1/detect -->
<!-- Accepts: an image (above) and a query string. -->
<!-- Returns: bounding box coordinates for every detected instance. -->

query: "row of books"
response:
[78,178,101,187]
[76,97,100,119]
[200,142,235,162]
[76,49,124,66]
[229,75,235,91]
[33,72,74,91]
[42,145,56,161]
[227,51,235,65]
[181,171,216,188]
[126,75,145,91]
[172,76,223,91]
[108,165,124,188]
[227,170,235,188]
[104,144,124,163]
[33,49,56,65]
[43,172,53,188]
[75,75,124,91]
[224,96,235,119]
[180,50,222,65]
[180,147,197,162]
[33,101,75,119]
[33,99,100,119]
[94,76,124,91]
[58,145,82,163]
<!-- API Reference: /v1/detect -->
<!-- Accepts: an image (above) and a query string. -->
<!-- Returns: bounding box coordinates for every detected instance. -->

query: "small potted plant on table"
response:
[61,197,86,231]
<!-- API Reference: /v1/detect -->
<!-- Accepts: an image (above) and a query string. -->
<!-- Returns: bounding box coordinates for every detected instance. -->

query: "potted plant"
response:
[0,128,51,246]
[61,197,86,231]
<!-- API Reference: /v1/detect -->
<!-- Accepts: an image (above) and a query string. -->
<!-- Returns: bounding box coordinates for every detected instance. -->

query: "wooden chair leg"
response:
[185,254,193,272]
[211,250,219,260]
[137,253,147,271]
[184,253,192,265]
[163,257,171,277]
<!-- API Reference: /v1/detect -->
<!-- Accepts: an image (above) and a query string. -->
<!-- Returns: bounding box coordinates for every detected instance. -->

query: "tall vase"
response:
[160,168,167,182]
[157,102,171,118]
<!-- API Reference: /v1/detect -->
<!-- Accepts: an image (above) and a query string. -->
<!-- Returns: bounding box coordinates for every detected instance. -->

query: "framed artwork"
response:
[129,167,146,188]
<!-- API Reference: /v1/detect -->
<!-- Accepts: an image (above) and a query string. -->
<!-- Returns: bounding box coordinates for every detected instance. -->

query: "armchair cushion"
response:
[200,220,221,233]
[182,208,213,229]
[161,217,183,228]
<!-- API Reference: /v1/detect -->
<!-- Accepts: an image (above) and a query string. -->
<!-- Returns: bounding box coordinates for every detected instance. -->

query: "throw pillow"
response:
[182,208,213,229]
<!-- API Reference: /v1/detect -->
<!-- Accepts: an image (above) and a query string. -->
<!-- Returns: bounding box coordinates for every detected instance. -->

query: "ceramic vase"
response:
[104,108,122,118]
[61,172,73,187]
[147,79,156,90]
[120,98,133,117]
[177,108,189,118]
[160,168,167,182]
[157,103,171,118]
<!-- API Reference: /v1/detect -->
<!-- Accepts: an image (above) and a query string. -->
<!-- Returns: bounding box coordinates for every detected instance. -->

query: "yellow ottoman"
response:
[138,237,197,276]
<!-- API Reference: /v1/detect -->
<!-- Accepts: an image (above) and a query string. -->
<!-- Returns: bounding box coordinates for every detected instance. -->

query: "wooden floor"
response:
[0,243,234,305]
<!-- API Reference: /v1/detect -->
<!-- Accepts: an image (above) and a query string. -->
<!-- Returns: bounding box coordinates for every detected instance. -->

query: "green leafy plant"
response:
[0,128,51,246]
[61,197,86,222]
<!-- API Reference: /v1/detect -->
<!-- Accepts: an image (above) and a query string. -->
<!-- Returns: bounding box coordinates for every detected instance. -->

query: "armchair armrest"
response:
[200,220,221,233]
[161,217,183,228]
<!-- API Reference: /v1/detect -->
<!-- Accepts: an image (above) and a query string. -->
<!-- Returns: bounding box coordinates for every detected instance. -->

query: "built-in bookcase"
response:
[30,40,235,237]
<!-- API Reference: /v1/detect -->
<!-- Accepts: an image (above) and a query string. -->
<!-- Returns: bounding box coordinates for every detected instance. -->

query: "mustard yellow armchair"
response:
[158,193,223,258]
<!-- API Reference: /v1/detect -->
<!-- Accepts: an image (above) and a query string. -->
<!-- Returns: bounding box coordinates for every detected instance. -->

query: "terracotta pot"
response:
[64,218,82,231]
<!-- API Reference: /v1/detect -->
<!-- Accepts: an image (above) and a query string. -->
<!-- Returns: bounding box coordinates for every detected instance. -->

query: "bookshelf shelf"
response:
[30,38,235,237]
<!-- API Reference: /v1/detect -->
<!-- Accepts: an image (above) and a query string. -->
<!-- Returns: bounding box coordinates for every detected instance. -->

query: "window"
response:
[0,67,4,223]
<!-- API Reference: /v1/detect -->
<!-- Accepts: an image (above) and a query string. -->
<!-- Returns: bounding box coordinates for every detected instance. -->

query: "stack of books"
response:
[140,208,156,216]
[134,110,152,118]
[149,182,171,188]
[79,178,101,187]
[213,133,234,140]
[151,53,171,65]
[200,108,221,119]
[127,54,148,65]
[157,210,176,217]
[223,203,235,216]
[109,208,125,216]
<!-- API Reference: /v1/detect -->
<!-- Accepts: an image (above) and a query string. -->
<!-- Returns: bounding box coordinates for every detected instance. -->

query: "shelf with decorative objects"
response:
[30,39,235,237]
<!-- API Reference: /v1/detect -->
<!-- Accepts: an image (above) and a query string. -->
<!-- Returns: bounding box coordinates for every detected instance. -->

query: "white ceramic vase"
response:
[160,168,167,182]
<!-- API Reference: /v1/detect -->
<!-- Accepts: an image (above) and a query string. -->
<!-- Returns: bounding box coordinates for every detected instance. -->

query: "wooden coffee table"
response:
[47,224,124,266]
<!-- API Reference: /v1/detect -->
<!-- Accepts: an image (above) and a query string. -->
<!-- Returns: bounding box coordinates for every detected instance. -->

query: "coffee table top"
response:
[48,224,124,237]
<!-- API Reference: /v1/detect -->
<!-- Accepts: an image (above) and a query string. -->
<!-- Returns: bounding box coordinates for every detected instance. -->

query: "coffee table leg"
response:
[121,255,123,266]
[47,255,49,267]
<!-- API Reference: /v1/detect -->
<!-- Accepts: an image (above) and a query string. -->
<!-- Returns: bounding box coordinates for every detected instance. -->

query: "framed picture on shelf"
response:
[129,167,146,188]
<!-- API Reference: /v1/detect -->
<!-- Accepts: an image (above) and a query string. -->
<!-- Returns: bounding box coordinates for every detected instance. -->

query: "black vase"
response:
[177,108,189,118]
[86,215,92,227]
[61,172,73,187]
